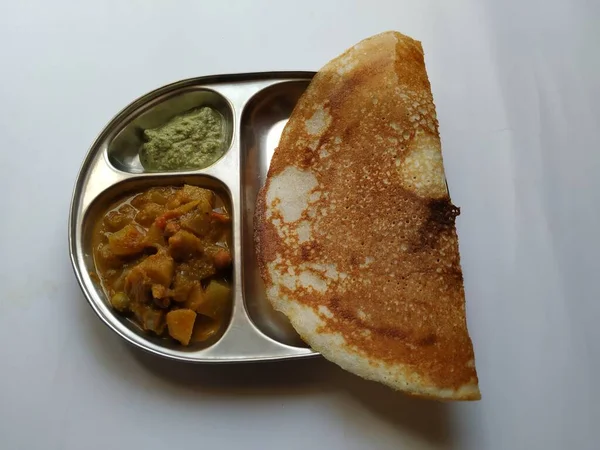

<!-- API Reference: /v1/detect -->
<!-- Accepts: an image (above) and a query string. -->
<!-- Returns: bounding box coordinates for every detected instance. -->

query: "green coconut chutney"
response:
[140,107,226,171]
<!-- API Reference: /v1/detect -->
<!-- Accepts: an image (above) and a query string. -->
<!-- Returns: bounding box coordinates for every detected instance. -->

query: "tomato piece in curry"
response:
[92,185,232,345]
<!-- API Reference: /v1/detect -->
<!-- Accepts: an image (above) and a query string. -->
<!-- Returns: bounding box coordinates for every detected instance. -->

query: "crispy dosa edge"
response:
[254,31,480,400]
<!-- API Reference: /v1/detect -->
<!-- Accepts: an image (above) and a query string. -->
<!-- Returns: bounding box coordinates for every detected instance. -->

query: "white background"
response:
[1,0,598,449]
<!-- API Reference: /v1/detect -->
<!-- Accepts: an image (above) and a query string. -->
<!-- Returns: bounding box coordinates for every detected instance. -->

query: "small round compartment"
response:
[78,175,234,357]
[107,88,234,173]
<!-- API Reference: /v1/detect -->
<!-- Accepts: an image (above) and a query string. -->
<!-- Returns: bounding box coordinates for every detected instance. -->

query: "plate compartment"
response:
[69,72,319,362]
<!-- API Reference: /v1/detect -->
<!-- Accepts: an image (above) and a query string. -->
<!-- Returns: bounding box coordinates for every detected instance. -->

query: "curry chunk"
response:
[144,223,166,248]
[103,204,136,231]
[108,224,147,256]
[197,280,230,319]
[131,304,166,334]
[135,252,174,287]
[124,266,151,304]
[170,271,197,303]
[110,292,130,312]
[148,188,170,206]
[124,253,174,305]
[180,206,212,237]
[143,308,166,334]
[135,203,165,227]
[184,282,229,320]
[130,191,153,209]
[212,248,232,270]
[151,285,171,309]
[168,230,203,261]
[166,185,215,209]
[154,200,201,229]
[178,258,217,282]
[184,286,206,312]
[166,309,197,345]
[164,222,181,237]
[183,185,215,203]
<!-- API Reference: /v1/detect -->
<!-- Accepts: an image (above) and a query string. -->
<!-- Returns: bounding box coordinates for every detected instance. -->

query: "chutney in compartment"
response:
[92,185,232,345]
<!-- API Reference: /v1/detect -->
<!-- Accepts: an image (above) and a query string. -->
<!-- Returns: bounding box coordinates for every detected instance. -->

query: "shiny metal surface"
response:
[69,72,319,362]
[241,81,312,347]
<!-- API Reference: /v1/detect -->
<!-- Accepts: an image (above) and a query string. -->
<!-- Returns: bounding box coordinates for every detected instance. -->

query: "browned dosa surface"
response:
[255,31,479,400]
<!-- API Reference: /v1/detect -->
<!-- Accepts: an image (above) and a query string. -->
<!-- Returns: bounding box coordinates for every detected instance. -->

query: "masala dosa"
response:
[254,31,480,400]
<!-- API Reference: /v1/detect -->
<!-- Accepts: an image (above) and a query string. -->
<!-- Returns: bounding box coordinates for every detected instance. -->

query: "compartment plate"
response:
[69,72,320,362]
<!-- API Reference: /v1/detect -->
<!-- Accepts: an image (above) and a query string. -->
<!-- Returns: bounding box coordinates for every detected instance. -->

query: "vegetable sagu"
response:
[92,185,232,345]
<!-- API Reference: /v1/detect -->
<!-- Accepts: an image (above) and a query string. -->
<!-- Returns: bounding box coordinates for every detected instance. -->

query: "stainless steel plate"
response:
[69,72,319,362]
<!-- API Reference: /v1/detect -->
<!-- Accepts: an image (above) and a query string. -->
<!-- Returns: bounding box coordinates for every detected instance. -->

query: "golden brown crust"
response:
[254,31,479,400]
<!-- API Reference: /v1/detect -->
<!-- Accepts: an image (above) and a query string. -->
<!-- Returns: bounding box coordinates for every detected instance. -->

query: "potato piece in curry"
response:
[92,185,232,346]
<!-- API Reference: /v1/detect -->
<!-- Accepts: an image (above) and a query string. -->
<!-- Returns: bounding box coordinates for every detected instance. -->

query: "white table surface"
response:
[1,0,598,449]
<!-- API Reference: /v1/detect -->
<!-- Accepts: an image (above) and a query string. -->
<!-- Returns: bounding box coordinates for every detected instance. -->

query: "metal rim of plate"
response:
[69,71,321,363]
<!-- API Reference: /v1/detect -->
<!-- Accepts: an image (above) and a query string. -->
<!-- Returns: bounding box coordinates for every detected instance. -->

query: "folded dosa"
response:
[255,31,480,400]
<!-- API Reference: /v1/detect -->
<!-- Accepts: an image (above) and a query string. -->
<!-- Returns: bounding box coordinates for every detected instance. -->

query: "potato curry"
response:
[92,185,232,345]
